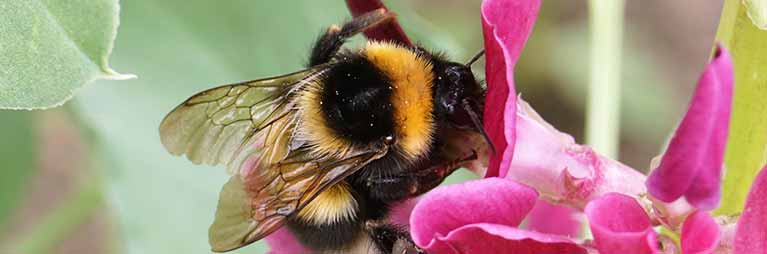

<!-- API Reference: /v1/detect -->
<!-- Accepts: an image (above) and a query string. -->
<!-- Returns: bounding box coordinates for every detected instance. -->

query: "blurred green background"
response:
[0,0,723,253]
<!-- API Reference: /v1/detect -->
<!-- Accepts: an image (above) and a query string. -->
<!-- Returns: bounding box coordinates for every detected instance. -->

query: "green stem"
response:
[715,0,767,216]
[12,179,102,253]
[586,0,625,159]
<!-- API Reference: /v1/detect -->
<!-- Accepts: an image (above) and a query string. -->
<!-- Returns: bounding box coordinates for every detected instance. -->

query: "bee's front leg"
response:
[360,164,457,254]
[365,150,478,200]
[362,151,477,253]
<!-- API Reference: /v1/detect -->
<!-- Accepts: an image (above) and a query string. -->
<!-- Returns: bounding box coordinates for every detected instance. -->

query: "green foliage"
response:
[0,0,133,110]
[716,0,767,216]
[0,112,36,229]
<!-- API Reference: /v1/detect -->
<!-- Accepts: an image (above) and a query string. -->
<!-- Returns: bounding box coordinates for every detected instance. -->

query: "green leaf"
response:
[0,0,134,110]
[715,0,767,216]
[73,1,449,253]
[0,111,36,229]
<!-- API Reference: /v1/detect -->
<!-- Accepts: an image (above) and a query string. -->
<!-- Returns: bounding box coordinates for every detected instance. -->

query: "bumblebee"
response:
[159,9,491,254]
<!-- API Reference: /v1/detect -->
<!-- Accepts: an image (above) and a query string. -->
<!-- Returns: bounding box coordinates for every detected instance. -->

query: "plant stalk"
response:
[586,0,625,159]
[715,0,767,216]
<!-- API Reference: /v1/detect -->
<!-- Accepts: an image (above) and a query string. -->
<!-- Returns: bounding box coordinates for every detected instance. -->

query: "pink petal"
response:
[425,223,588,254]
[345,0,412,46]
[647,46,734,210]
[410,178,538,250]
[681,211,720,254]
[481,0,541,178]
[718,219,737,253]
[585,193,659,254]
[524,199,582,237]
[734,165,767,254]
[505,100,647,207]
[265,227,311,254]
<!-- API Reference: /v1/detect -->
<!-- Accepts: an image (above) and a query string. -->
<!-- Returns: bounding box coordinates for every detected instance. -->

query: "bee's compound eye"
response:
[446,66,462,82]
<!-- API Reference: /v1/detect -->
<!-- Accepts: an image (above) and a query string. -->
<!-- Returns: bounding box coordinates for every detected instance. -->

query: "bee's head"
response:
[434,63,484,128]
[432,50,495,154]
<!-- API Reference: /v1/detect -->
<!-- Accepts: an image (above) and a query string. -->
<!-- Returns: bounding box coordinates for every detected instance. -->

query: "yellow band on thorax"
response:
[363,42,435,159]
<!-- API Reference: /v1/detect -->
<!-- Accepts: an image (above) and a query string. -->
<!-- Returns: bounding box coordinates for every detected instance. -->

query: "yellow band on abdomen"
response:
[296,182,358,225]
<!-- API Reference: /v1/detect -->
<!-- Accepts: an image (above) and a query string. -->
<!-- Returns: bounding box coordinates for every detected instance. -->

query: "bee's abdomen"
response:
[295,182,359,225]
[287,181,365,251]
[286,216,363,251]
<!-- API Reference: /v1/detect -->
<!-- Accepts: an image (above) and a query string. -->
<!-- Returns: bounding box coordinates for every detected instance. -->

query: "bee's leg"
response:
[365,221,425,254]
[365,164,454,201]
[308,8,394,66]
[362,152,476,253]
[365,151,478,201]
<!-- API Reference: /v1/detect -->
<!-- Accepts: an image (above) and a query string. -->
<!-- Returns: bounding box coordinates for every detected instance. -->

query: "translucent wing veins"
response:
[159,68,317,173]
[209,147,387,252]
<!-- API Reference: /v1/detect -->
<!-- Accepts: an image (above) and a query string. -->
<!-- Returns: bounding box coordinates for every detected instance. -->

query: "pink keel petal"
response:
[481,0,541,178]
[585,193,658,254]
[734,165,767,254]
[265,227,311,254]
[504,100,647,207]
[525,199,582,237]
[427,223,588,254]
[647,46,734,210]
[410,178,538,250]
[681,211,720,254]
[345,0,412,46]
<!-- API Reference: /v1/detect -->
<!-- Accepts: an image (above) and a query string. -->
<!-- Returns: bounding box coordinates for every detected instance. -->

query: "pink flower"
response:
[409,178,588,254]
[480,0,539,178]
[682,210,721,254]
[584,193,659,254]
[344,0,411,46]
[508,98,648,208]
[734,165,767,253]
[265,0,740,253]
[584,193,721,254]
[411,0,735,252]
[524,199,582,237]
[646,46,734,210]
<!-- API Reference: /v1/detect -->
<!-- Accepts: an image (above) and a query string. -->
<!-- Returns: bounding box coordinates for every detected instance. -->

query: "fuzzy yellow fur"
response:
[298,42,434,159]
[299,78,354,158]
[296,182,358,225]
[363,42,435,159]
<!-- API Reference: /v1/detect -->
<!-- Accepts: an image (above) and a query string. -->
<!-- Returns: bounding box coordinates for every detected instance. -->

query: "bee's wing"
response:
[209,147,387,252]
[159,68,324,174]
[160,65,390,252]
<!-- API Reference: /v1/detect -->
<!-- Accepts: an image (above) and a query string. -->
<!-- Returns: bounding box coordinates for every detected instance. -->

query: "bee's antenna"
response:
[465,49,486,67]
[462,99,496,155]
